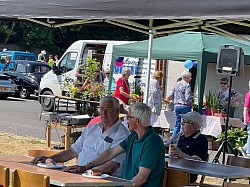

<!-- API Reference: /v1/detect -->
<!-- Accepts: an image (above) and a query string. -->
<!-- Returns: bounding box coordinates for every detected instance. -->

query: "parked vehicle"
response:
[0,51,37,61]
[39,40,135,111]
[1,60,51,99]
[0,74,16,99]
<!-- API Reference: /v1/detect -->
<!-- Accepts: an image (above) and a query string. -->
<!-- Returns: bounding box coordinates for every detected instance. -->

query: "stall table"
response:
[46,122,87,149]
[155,110,243,137]
[40,95,99,149]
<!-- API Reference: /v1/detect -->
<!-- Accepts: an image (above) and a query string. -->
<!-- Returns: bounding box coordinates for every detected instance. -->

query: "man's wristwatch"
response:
[86,162,93,170]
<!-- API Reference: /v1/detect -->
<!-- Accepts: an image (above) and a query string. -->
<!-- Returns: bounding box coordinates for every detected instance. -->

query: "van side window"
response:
[16,55,36,61]
[16,63,26,73]
[59,52,77,73]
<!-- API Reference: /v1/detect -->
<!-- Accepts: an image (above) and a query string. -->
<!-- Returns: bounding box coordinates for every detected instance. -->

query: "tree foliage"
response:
[0,21,147,55]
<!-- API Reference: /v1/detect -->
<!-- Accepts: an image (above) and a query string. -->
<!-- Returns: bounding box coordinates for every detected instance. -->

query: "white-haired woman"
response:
[169,71,193,136]
[103,67,116,93]
[114,67,136,105]
[148,70,163,126]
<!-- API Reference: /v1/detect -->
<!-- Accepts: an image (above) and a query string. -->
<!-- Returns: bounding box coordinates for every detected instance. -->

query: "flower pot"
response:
[214,113,227,117]
[211,109,217,116]
[205,108,212,116]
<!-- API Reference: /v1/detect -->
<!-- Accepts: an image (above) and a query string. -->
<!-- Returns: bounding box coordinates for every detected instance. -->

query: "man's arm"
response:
[243,107,249,126]
[64,145,125,173]
[129,167,152,187]
[171,148,202,161]
[31,148,78,164]
[94,161,119,174]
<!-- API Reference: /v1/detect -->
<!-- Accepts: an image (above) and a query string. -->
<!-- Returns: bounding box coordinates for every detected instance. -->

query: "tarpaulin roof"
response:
[113,31,250,63]
[112,31,250,112]
[3,0,250,20]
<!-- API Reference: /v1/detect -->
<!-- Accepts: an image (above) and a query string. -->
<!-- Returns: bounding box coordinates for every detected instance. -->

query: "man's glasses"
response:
[182,120,194,125]
[220,82,227,85]
[127,116,135,119]
[98,107,116,112]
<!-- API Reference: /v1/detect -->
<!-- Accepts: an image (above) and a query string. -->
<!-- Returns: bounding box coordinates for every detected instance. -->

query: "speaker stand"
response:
[212,76,238,164]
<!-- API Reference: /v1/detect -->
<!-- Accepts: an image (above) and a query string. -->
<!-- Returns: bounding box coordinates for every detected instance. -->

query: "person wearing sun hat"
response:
[165,111,208,183]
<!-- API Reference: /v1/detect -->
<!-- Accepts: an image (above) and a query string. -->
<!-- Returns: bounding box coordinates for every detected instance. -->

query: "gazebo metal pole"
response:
[144,29,154,105]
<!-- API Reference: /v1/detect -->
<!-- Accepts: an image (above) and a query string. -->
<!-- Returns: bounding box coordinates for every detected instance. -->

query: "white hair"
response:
[122,67,131,77]
[100,96,119,108]
[182,71,192,78]
[128,102,151,127]
[104,67,110,73]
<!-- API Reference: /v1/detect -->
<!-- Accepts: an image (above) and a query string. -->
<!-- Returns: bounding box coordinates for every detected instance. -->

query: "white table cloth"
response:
[154,110,244,137]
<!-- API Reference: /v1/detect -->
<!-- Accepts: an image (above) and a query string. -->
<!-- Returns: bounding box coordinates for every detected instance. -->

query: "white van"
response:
[39,40,134,111]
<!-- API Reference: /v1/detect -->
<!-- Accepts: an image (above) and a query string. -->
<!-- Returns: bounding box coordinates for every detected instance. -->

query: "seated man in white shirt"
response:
[31,96,131,177]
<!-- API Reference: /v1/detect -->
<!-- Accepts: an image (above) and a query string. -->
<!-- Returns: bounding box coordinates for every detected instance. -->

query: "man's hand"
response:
[31,156,48,164]
[169,145,185,158]
[64,165,87,173]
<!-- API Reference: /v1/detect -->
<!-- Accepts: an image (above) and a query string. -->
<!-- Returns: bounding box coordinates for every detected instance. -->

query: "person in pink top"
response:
[243,81,250,157]
[114,67,137,105]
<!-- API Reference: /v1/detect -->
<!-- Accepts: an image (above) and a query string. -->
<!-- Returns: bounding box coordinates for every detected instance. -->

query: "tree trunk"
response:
[4,21,15,44]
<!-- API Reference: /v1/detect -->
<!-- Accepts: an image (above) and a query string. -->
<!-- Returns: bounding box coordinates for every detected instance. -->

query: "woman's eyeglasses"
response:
[182,120,194,125]
[220,82,227,85]
[127,116,135,119]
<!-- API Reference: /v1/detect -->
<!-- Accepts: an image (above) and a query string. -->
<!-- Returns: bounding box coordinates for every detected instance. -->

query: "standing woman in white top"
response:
[148,71,163,126]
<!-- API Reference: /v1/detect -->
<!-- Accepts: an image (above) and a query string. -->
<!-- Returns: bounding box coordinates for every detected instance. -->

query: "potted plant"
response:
[216,127,248,154]
[62,57,105,100]
[205,90,217,116]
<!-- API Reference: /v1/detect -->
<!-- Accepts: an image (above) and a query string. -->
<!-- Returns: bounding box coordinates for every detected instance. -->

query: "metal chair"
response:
[12,169,49,187]
[0,165,9,187]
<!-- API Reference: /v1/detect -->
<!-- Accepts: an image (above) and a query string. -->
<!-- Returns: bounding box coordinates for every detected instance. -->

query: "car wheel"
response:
[0,95,8,99]
[19,87,30,99]
[40,90,55,111]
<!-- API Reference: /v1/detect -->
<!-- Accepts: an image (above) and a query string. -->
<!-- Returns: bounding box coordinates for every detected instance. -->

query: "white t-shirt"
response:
[71,119,130,177]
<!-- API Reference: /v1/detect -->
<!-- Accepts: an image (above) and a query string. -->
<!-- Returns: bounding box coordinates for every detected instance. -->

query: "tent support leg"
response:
[144,29,154,105]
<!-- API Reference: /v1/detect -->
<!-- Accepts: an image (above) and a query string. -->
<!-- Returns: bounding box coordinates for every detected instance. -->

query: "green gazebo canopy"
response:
[112,31,250,112]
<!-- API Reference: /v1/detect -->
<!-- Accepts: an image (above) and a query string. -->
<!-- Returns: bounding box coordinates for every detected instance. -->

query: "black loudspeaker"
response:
[216,45,244,76]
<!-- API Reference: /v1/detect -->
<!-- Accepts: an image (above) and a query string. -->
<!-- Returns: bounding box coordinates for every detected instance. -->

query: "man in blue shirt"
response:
[71,102,165,187]
[165,111,208,183]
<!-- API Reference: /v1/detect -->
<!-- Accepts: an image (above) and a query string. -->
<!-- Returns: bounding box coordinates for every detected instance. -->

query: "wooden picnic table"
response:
[0,155,132,187]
